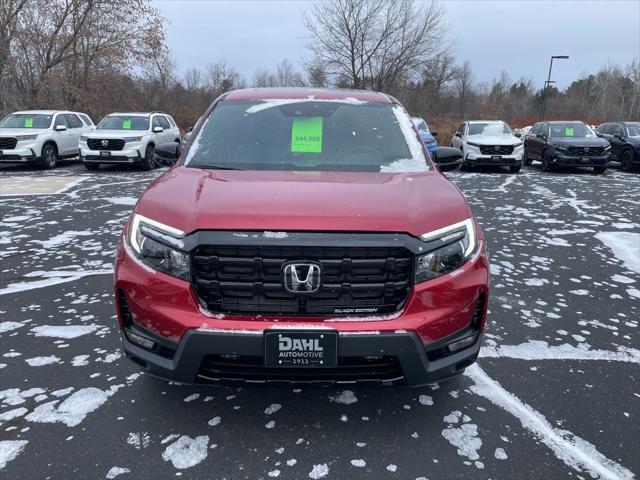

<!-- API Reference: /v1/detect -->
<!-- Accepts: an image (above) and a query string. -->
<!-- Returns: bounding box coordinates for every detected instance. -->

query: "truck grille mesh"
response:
[191,244,414,316]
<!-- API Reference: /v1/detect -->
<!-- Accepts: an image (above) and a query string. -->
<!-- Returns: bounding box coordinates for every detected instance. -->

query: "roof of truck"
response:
[224,87,394,104]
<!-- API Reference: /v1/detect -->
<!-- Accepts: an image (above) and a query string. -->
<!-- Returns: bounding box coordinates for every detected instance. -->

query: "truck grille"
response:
[567,146,604,156]
[198,354,404,385]
[87,138,125,151]
[0,137,18,149]
[479,145,514,155]
[191,244,414,316]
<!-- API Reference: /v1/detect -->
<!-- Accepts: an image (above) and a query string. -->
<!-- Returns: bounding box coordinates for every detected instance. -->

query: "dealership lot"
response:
[0,163,638,479]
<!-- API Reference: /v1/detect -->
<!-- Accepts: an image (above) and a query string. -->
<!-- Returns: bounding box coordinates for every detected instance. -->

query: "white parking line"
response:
[466,364,635,480]
[0,269,114,295]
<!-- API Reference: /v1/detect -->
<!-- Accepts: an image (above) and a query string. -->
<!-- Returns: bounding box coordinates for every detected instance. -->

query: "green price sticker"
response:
[565,127,574,137]
[24,118,33,128]
[123,119,132,129]
[291,117,323,153]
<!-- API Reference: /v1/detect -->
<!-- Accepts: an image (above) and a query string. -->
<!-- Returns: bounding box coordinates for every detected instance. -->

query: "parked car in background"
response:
[80,112,180,170]
[411,116,438,154]
[450,120,524,173]
[0,110,93,169]
[115,87,488,387]
[524,121,610,174]
[596,121,640,172]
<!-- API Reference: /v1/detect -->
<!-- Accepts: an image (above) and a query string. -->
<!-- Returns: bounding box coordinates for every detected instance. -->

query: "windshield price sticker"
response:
[565,127,574,137]
[24,118,33,128]
[291,117,323,153]
[123,119,132,129]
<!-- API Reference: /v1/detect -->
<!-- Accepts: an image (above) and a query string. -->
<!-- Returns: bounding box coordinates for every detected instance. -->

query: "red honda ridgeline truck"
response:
[114,88,489,386]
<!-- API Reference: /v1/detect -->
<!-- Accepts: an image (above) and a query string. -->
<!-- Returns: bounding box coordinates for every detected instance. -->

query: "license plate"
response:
[100,150,111,157]
[491,155,502,160]
[264,330,337,367]
[582,157,590,162]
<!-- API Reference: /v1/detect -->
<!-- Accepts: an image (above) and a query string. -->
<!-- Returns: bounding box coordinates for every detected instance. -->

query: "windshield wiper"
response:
[189,164,245,170]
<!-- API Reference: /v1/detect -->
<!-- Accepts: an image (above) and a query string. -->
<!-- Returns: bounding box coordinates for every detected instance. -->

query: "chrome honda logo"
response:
[282,262,322,294]
[494,146,500,151]
[101,139,109,147]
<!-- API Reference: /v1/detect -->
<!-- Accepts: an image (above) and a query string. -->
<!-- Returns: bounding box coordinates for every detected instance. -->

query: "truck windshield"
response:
[98,116,149,131]
[467,123,512,136]
[183,100,429,173]
[549,123,594,138]
[0,114,53,129]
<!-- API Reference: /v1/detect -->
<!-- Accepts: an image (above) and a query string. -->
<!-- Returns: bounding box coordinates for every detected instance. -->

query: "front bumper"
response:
[80,146,142,164]
[465,152,523,166]
[0,146,38,163]
[552,153,609,167]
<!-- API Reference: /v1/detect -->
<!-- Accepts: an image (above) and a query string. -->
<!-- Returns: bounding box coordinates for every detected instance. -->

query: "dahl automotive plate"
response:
[491,155,502,160]
[264,330,337,367]
[100,150,111,157]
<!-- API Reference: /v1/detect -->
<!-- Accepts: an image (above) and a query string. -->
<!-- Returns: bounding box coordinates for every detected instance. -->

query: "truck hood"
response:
[87,130,147,138]
[0,128,51,136]
[550,136,610,147]
[467,135,520,145]
[135,167,472,238]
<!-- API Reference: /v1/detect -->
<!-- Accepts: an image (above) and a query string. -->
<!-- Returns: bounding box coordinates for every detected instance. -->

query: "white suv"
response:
[80,112,180,170]
[0,110,94,169]
[451,120,524,173]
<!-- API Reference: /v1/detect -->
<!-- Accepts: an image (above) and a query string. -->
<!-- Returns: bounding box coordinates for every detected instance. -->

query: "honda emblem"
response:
[282,262,322,294]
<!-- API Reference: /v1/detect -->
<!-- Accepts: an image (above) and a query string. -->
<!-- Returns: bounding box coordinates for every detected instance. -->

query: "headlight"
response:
[603,144,611,152]
[124,136,143,142]
[128,213,189,281]
[467,142,481,148]
[415,218,477,283]
[16,134,38,141]
[80,135,88,141]
[513,142,523,148]
[553,144,569,153]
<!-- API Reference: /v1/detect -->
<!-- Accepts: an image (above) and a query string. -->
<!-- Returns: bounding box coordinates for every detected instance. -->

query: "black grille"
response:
[191,244,414,316]
[479,145,514,155]
[198,354,404,384]
[567,146,604,156]
[87,138,125,151]
[0,137,18,149]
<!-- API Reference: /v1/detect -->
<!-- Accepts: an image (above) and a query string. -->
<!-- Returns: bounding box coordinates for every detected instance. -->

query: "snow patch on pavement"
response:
[595,231,640,274]
[0,440,28,470]
[329,390,358,405]
[161,435,209,469]
[31,324,99,339]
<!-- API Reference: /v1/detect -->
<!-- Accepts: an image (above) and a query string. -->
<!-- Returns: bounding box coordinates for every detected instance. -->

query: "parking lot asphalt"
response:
[0,161,638,480]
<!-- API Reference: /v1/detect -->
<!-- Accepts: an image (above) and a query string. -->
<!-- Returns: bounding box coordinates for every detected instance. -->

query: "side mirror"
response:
[454,132,462,138]
[187,126,193,133]
[514,131,522,138]
[152,126,164,133]
[55,125,67,131]
[430,130,438,138]
[432,146,463,172]
[154,142,180,166]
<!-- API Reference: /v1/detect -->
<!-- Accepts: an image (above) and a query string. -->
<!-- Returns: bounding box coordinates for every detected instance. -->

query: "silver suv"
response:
[0,110,94,169]
[80,112,180,170]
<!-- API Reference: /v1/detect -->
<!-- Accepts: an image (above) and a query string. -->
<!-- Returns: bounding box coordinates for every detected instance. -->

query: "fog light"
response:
[447,333,478,352]
[126,330,155,349]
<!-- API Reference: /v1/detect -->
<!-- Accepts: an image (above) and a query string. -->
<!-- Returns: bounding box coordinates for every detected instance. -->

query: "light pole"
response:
[539,55,569,121]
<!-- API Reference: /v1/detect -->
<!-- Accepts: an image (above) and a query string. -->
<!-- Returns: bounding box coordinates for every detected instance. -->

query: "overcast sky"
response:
[154,0,640,90]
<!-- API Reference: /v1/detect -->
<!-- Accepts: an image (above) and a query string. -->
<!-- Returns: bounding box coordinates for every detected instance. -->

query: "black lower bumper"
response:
[553,154,609,167]
[121,327,481,387]
[82,154,141,164]
[466,156,521,167]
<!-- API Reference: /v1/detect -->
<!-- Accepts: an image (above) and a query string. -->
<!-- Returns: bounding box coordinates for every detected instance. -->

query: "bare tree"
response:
[304,0,448,91]
[206,60,243,94]
[453,60,472,117]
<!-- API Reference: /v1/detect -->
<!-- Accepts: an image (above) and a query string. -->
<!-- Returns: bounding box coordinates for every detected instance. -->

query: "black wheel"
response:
[541,149,553,172]
[84,163,99,171]
[523,147,532,165]
[509,164,521,173]
[593,166,606,174]
[620,149,635,172]
[141,144,156,170]
[41,144,58,169]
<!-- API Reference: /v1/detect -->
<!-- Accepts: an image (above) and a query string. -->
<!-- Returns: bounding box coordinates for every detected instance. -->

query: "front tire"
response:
[523,147,532,165]
[141,145,156,170]
[84,163,100,171]
[593,166,607,174]
[541,150,553,172]
[620,149,635,172]
[41,144,58,169]
[509,164,521,173]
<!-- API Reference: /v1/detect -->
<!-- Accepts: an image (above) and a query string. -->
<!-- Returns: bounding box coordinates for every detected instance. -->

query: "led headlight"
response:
[603,144,611,152]
[128,213,189,280]
[16,134,38,141]
[80,135,88,141]
[467,142,481,149]
[553,144,570,153]
[415,218,477,283]
[124,136,143,142]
